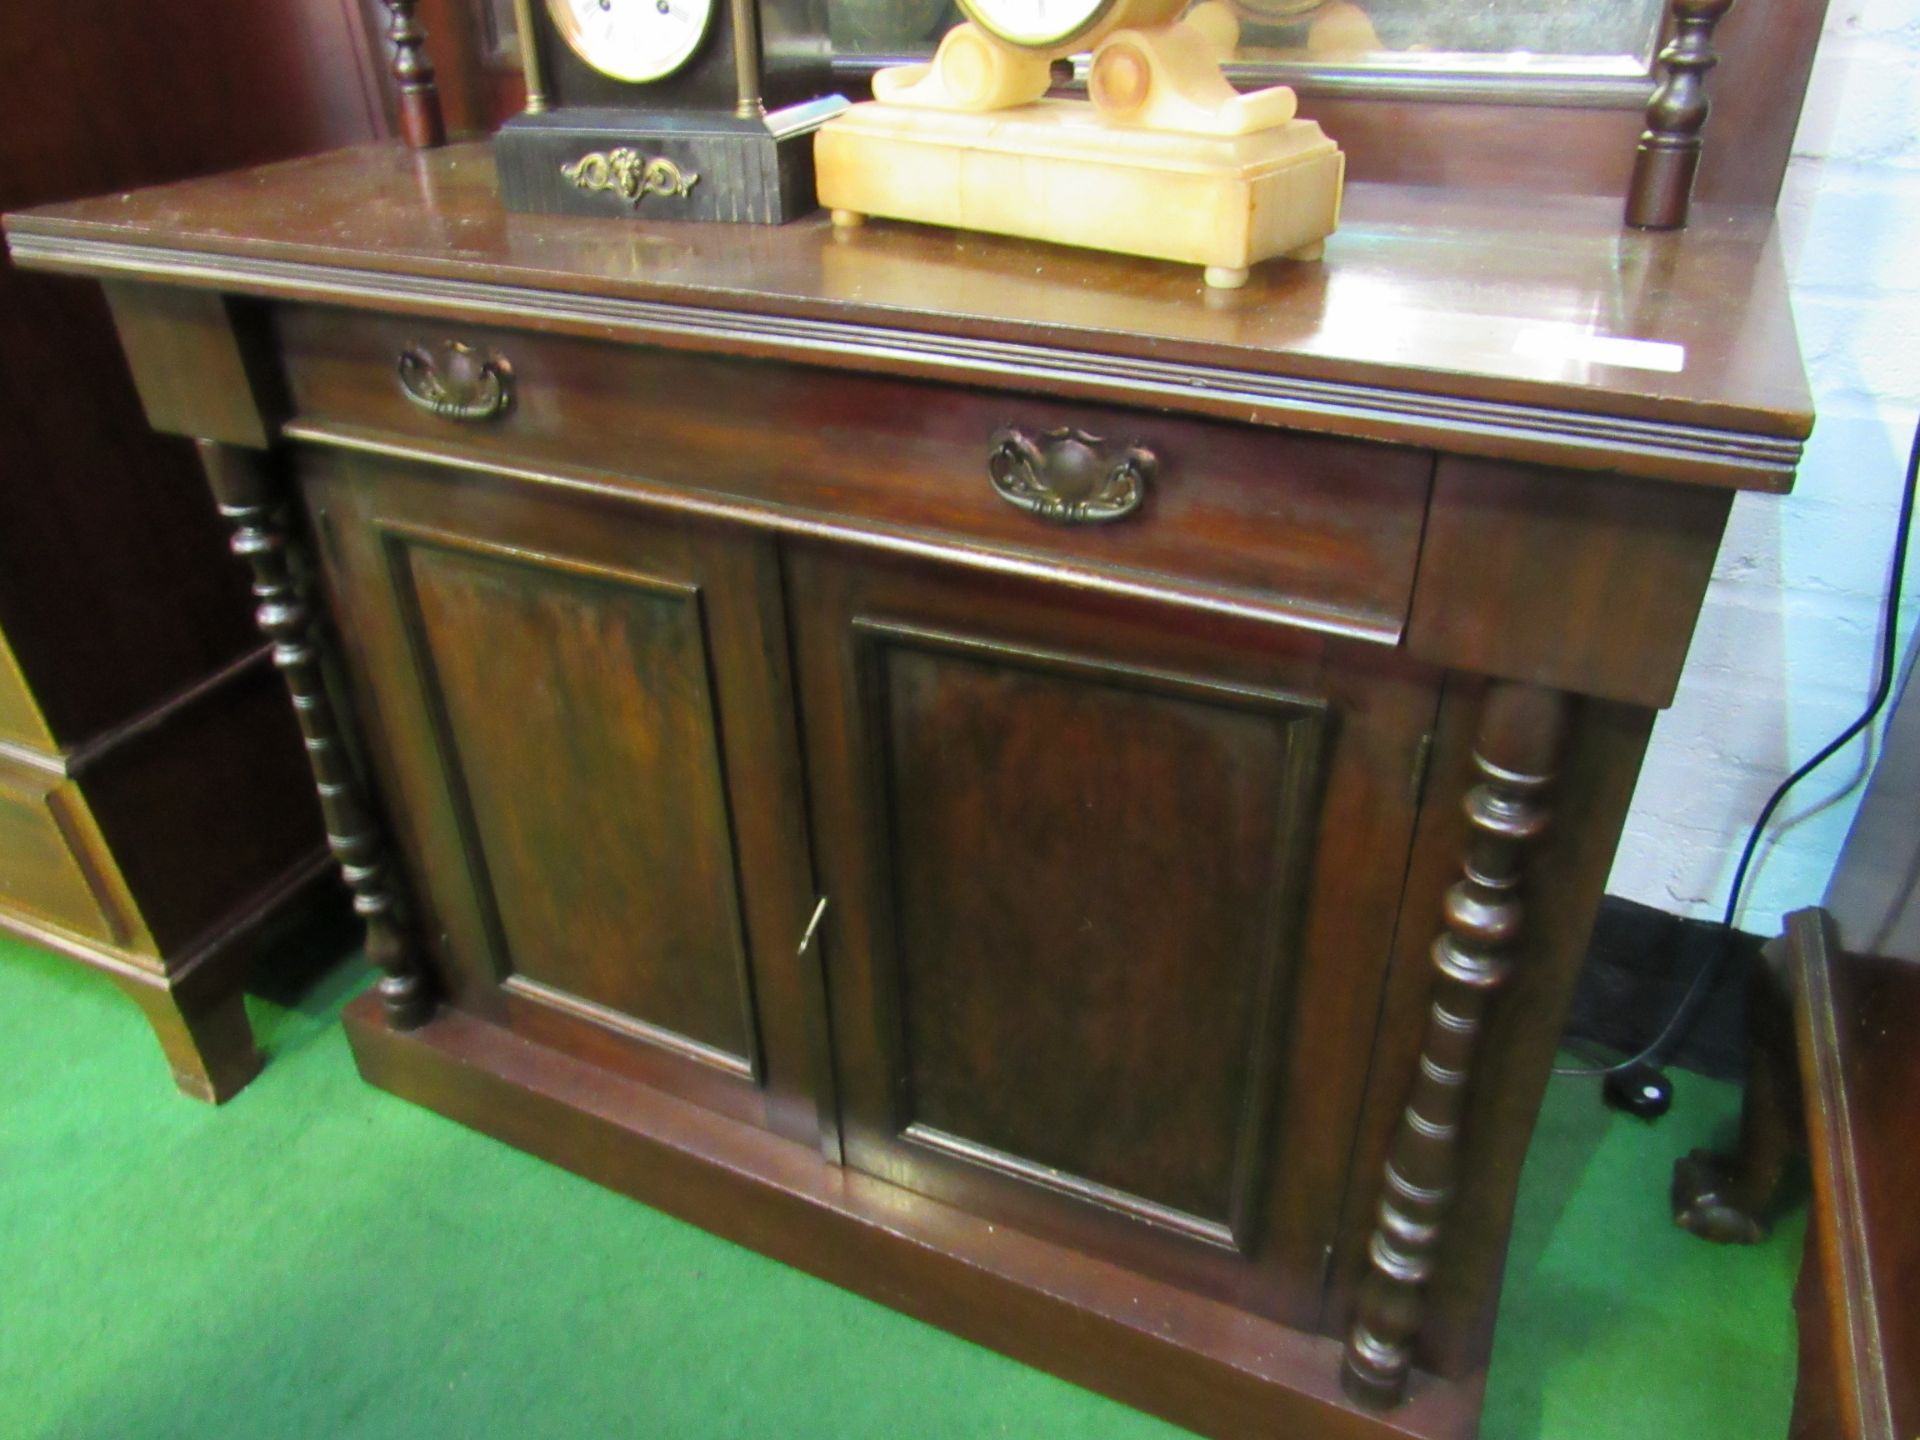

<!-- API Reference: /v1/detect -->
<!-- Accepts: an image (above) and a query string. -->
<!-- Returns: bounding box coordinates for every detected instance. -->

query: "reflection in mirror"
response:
[830,0,1670,88]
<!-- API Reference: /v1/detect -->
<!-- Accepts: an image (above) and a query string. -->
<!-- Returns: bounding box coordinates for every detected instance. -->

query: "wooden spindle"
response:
[1625,0,1736,230]
[199,442,434,1031]
[1343,681,1570,1409]
[383,0,447,149]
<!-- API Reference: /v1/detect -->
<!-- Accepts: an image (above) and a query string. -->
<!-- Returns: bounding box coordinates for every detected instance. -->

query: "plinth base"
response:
[497,98,849,224]
[815,99,1342,286]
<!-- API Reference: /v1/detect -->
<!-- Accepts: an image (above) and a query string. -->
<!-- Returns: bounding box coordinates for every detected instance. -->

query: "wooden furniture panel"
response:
[5,135,1811,1435]
[791,546,1437,1326]
[299,447,826,1140]
[402,540,757,1068]
[7,146,1810,490]
[0,766,124,947]
[0,0,383,1100]
[1407,457,1734,708]
[0,633,53,750]
[274,305,1434,641]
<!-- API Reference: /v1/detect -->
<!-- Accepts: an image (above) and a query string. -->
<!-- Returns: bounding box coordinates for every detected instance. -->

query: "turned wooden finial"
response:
[1625,0,1736,230]
[383,0,447,149]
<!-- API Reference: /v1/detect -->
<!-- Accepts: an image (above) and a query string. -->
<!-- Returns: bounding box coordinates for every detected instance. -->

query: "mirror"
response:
[828,0,1671,96]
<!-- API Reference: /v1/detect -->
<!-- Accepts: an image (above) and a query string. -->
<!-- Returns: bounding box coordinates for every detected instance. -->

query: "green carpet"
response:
[0,931,1804,1439]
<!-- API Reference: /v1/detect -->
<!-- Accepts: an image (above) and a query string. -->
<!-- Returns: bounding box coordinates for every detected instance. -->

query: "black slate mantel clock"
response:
[495,0,847,222]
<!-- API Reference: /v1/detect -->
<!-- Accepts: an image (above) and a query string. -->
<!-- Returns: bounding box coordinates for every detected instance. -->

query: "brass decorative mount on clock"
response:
[560,149,701,205]
[814,0,1343,287]
[494,0,848,222]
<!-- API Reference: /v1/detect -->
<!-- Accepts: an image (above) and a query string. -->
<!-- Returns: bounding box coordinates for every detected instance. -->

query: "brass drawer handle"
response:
[987,426,1154,524]
[396,340,513,421]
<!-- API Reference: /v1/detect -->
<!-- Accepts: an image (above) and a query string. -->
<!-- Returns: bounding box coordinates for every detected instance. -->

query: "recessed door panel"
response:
[790,546,1439,1326]
[296,448,825,1143]
[877,627,1323,1245]
[398,537,755,1070]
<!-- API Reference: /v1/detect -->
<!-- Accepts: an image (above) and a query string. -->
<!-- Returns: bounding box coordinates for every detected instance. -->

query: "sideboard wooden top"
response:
[5,141,1812,491]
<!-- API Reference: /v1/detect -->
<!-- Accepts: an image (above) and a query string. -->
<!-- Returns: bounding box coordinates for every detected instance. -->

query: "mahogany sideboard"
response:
[4,143,1812,1439]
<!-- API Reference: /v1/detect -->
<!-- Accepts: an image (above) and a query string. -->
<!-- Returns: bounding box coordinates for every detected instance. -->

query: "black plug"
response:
[1602,1061,1674,1120]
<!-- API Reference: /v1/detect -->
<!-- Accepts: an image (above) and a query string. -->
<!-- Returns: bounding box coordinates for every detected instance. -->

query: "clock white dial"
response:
[957,0,1114,47]
[547,0,716,83]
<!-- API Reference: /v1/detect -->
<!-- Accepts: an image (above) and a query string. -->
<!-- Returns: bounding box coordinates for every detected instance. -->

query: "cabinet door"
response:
[300,448,825,1143]
[789,546,1439,1329]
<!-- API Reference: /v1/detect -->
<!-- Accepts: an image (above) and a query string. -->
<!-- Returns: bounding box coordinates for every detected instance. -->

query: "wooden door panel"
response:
[791,546,1439,1327]
[875,625,1323,1246]
[396,535,755,1071]
[298,448,824,1140]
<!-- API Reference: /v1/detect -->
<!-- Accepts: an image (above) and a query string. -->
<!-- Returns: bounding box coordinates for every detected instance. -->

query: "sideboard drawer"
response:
[276,307,1433,643]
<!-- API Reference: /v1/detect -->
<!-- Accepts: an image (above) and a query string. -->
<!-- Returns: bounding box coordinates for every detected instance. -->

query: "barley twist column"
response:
[1342,681,1570,1409]
[199,442,433,1030]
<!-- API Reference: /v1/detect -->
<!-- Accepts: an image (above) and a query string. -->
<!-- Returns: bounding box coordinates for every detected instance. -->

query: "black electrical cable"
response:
[1556,409,1920,1082]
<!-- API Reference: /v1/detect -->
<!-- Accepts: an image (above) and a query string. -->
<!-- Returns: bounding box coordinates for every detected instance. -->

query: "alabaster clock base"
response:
[496,97,849,224]
[815,98,1343,286]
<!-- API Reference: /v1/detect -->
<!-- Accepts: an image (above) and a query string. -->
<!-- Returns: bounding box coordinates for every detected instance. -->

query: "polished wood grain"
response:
[1406,457,1733,709]
[297,447,829,1144]
[8,111,1813,1431]
[1626,0,1738,230]
[1344,681,1570,1407]
[201,443,432,1029]
[1326,681,1658,1380]
[789,544,1439,1329]
[272,303,1433,641]
[401,540,757,1065]
[101,283,284,449]
[5,143,1810,489]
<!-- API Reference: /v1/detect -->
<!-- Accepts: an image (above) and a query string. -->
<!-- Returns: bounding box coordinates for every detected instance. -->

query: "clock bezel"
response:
[950,0,1183,54]
[544,0,718,83]
[951,0,1115,52]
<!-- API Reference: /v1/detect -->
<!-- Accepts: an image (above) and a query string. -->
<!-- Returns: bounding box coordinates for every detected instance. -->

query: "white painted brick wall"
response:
[1606,0,1920,929]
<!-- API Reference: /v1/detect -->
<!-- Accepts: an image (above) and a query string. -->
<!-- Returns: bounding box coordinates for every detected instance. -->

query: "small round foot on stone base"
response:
[831,209,866,229]
[1285,239,1326,262]
[1203,264,1249,290]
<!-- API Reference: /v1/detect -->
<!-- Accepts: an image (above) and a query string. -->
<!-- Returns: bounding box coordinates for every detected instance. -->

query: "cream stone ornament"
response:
[816,0,1343,288]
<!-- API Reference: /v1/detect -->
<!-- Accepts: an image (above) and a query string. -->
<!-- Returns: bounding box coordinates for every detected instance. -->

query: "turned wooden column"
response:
[382,0,446,149]
[199,442,433,1030]
[1625,0,1736,230]
[1343,681,1570,1409]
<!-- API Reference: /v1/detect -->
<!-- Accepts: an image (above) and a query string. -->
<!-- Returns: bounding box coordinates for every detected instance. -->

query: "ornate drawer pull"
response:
[987,426,1154,524]
[396,341,513,421]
